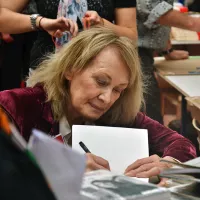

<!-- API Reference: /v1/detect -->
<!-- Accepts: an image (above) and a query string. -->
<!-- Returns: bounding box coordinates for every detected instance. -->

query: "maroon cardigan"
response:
[0,86,196,162]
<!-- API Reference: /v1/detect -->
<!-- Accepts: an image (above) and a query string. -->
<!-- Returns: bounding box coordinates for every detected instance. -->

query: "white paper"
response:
[28,129,86,200]
[72,125,149,174]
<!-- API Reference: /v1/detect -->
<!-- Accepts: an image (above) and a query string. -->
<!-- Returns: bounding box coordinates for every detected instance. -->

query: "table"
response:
[172,40,200,45]
[164,76,200,97]
[154,57,200,136]
[163,76,200,135]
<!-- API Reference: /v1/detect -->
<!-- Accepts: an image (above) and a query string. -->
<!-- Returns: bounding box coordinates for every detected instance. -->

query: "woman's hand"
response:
[38,17,79,38]
[83,11,104,29]
[86,153,110,172]
[124,155,174,186]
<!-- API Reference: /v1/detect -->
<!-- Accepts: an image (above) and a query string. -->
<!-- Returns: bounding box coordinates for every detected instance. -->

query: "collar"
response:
[59,116,95,144]
[60,116,71,137]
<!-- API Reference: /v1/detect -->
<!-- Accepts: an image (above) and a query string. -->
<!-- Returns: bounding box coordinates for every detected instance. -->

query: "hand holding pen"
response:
[79,141,110,172]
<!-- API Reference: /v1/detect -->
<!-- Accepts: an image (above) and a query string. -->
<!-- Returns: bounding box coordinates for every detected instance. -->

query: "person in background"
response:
[187,98,200,152]
[0,0,37,90]
[0,0,137,69]
[137,0,200,124]
[0,27,196,186]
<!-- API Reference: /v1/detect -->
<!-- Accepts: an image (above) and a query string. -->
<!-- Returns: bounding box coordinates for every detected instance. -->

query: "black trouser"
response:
[0,35,23,90]
[0,32,37,91]
[138,47,163,124]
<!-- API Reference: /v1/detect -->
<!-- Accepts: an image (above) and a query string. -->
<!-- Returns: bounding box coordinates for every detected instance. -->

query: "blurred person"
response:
[137,0,200,123]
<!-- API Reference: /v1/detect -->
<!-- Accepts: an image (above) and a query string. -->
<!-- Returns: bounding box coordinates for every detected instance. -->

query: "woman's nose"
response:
[98,90,112,104]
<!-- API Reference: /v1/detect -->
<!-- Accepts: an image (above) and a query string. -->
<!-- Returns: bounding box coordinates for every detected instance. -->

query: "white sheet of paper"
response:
[28,129,86,200]
[72,125,149,174]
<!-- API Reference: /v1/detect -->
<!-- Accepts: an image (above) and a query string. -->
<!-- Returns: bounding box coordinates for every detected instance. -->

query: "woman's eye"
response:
[113,88,122,94]
[96,79,107,86]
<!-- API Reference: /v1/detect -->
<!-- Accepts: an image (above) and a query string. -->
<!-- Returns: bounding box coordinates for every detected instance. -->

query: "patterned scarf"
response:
[56,0,88,48]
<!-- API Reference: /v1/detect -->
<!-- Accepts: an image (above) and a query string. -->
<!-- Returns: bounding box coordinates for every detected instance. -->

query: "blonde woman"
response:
[0,27,196,185]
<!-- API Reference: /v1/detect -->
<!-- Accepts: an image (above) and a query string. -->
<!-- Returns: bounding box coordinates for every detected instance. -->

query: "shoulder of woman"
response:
[0,86,46,124]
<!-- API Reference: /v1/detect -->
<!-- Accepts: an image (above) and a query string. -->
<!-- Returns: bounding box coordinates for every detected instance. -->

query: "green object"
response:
[25,149,39,168]
[189,56,200,59]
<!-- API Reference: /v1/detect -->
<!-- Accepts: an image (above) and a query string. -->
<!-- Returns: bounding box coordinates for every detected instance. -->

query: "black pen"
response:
[79,141,91,153]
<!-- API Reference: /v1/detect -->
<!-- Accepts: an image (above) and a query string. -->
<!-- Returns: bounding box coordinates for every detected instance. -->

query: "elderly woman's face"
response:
[66,47,129,121]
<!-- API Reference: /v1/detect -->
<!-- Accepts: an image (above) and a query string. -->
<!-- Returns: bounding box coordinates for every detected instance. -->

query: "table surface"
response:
[161,75,200,97]
[171,40,200,45]
[154,57,200,76]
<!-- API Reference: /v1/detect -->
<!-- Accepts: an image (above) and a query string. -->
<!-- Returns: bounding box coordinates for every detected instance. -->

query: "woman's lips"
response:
[89,102,105,112]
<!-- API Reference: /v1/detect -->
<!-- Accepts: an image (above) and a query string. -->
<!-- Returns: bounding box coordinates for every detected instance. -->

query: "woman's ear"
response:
[64,71,73,81]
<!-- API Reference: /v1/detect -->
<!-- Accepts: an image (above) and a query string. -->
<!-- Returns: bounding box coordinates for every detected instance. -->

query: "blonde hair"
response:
[27,27,144,125]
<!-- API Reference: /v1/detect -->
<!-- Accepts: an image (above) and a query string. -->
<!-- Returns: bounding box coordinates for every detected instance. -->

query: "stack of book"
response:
[160,159,200,200]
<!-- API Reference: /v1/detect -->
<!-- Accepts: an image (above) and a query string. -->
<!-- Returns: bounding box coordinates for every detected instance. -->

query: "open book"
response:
[81,170,170,200]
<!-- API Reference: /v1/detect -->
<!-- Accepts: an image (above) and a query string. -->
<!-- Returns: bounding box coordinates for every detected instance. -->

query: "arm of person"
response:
[0,0,32,32]
[0,88,44,141]
[0,2,78,36]
[103,7,137,40]
[124,112,196,184]
[141,1,200,32]
[157,9,200,32]
[0,8,34,33]
[134,113,197,162]
[84,5,137,40]
[162,40,189,60]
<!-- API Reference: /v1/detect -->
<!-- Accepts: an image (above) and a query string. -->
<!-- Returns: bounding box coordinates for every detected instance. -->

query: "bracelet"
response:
[159,48,174,56]
[38,17,44,30]
[30,14,40,30]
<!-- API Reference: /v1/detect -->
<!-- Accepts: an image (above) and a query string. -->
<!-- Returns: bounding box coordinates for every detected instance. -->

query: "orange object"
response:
[0,109,11,134]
